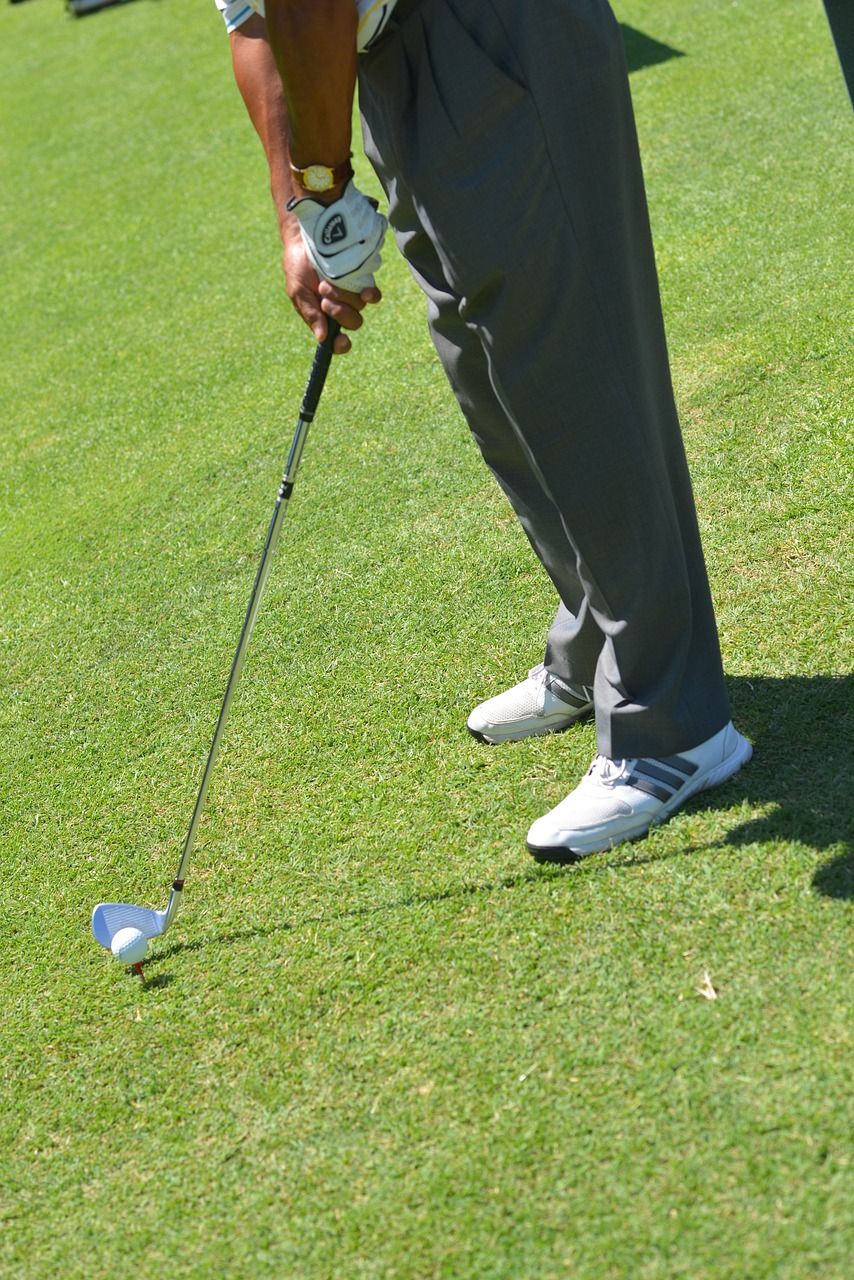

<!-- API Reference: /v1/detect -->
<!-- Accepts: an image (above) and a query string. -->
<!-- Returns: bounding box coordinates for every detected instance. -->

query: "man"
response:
[215,0,751,860]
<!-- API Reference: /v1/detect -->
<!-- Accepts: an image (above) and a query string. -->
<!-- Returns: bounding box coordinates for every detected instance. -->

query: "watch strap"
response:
[289,156,354,191]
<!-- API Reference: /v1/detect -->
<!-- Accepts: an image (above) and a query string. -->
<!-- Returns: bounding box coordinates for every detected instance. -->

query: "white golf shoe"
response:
[467,664,593,744]
[527,721,752,861]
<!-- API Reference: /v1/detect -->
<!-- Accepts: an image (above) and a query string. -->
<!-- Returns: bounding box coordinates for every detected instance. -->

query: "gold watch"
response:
[289,157,353,194]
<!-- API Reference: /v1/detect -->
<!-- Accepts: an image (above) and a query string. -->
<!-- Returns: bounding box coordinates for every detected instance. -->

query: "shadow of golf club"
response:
[145,866,557,964]
[138,826,774,970]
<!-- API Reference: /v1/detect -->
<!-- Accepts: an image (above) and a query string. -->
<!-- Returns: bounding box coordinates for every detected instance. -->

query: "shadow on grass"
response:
[141,972,175,991]
[147,867,555,966]
[823,0,854,106]
[621,24,685,74]
[812,850,854,900]
[65,0,145,17]
[715,674,852,898]
[646,674,852,899]
[147,675,851,967]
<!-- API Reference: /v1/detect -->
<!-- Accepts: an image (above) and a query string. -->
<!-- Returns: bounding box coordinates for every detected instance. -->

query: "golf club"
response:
[92,319,341,952]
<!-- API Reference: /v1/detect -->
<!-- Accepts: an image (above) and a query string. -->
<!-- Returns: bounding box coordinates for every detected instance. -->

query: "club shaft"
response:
[170,324,339,902]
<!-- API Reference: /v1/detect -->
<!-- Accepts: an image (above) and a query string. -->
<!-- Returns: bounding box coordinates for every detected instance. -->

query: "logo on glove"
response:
[321,214,348,248]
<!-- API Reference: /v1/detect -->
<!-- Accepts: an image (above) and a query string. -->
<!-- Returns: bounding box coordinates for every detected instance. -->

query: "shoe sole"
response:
[467,707,593,746]
[527,734,753,863]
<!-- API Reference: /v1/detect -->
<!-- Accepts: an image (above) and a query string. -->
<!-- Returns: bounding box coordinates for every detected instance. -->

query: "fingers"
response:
[286,285,332,347]
[318,280,382,331]
[282,240,381,355]
[289,291,356,354]
[307,283,382,355]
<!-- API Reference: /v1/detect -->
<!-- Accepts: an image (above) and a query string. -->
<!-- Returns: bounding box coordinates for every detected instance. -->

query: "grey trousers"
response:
[358,0,731,758]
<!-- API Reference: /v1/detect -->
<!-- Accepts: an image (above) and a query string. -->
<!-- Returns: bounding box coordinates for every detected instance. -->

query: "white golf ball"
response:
[111,927,149,966]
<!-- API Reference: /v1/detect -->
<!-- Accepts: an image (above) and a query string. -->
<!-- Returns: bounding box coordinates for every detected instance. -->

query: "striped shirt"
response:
[214,0,397,52]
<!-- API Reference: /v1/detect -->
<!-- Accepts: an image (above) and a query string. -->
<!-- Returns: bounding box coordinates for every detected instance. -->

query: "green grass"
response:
[1,1,851,1276]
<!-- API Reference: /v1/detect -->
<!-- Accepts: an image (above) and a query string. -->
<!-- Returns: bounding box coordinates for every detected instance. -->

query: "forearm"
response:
[264,0,357,170]
[228,3,382,354]
[230,15,296,235]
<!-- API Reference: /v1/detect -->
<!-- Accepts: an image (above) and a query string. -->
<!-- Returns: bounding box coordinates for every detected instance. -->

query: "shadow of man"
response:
[621,24,685,75]
[823,0,854,105]
[705,673,853,901]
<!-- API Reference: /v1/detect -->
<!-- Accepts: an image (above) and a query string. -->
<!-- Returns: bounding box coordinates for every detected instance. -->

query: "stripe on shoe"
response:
[544,673,593,709]
[655,755,699,778]
[628,754,699,803]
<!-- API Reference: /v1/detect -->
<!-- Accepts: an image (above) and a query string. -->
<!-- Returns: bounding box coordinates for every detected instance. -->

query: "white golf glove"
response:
[287,180,387,293]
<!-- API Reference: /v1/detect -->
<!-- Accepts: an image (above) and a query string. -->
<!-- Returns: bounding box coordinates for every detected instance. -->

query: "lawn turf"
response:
[1,1,852,1276]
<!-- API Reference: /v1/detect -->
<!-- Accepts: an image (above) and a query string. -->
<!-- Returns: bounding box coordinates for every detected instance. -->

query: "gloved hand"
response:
[287,181,387,293]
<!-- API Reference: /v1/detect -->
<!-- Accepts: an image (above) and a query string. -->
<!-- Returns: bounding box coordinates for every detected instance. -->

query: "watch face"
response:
[304,165,334,193]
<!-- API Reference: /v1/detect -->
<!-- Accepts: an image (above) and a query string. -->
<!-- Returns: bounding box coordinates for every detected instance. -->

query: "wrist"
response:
[290,179,348,207]
[279,182,344,244]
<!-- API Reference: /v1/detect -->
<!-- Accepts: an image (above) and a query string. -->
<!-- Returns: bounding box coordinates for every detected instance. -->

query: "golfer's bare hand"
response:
[282,233,380,355]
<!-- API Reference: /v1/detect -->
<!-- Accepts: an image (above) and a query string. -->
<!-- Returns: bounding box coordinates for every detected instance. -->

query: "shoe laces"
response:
[588,755,635,786]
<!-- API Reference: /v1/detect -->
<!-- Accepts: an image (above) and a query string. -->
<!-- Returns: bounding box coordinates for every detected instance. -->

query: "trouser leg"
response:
[430,296,604,692]
[359,0,731,757]
[379,211,604,690]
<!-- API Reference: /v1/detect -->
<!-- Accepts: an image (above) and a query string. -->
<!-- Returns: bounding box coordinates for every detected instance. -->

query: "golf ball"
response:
[111,926,149,966]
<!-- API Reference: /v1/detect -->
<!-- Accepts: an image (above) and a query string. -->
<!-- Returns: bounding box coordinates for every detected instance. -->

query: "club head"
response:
[92,902,169,950]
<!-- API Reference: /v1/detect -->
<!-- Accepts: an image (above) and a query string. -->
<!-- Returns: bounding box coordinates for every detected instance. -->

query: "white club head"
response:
[92,902,170,950]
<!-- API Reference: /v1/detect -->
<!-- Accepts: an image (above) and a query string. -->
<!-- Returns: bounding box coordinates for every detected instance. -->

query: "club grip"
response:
[300,318,341,421]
